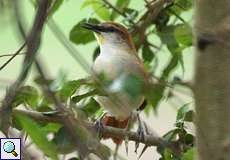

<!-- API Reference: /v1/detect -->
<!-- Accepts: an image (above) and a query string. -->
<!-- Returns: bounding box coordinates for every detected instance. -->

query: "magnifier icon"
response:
[3,141,18,157]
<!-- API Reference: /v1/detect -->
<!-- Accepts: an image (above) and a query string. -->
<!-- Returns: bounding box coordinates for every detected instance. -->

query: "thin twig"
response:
[0,43,26,71]
[0,52,24,58]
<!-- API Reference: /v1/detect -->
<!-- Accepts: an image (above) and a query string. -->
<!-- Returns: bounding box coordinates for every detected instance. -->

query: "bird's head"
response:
[82,22,136,51]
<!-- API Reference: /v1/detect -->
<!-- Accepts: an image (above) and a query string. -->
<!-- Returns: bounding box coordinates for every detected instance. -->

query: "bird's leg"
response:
[135,113,151,159]
[124,112,134,155]
[94,111,107,138]
[135,113,147,153]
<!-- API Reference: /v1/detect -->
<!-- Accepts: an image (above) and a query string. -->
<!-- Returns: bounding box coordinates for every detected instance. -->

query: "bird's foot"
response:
[94,112,107,138]
[124,112,135,155]
[135,114,150,159]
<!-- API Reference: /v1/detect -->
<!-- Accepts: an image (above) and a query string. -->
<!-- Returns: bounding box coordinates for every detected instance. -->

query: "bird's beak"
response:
[81,23,104,33]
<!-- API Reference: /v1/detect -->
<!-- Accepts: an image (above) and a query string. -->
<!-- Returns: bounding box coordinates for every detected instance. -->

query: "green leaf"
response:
[58,80,81,100]
[42,123,62,133]
[15,114,58,159]
[13,86,39,108]
[182,148,195,160]
[174,24,192,46]
[111,0,130,20]
[82,98,100,116]
[81,0,98,9]
[71,90,97,103]
[142,45,155,62]
[49,0,64,15]
[185,133,194,145]
[69,18,100,45]
[92,2,110,20]
[145,83,165,110]
[123,8,138,21]
[50,70,67,91]
[109,73,145,98]
[163,129,180,141]
[176,103,191,121]
[81,0,110,20]
[52,127,75,154]
[163,148,173,160]
[175,0,192,11]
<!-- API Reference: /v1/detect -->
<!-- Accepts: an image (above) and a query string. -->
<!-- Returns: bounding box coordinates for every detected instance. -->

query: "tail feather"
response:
[102,115,129,145]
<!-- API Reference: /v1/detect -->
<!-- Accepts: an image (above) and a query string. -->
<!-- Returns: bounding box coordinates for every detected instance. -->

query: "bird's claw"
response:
[135,114,146,153]
[134,114,150,159]
[94,118,104,138]
[125,135,129,155]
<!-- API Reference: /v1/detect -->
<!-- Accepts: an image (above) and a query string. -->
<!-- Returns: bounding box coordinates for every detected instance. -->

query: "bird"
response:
[82,22,149,146]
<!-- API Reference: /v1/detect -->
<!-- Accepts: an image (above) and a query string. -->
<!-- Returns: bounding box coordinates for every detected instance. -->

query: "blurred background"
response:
[0,0,194,159]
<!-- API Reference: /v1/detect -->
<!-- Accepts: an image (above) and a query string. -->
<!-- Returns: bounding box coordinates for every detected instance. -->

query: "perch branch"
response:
[12,108,180,154]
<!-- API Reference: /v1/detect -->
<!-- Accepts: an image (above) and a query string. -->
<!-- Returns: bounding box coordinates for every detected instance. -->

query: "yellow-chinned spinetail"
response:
[82,22,149,147]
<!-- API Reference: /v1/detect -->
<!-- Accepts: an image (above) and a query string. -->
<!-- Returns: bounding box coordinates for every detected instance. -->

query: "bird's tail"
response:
[101,115,129,145]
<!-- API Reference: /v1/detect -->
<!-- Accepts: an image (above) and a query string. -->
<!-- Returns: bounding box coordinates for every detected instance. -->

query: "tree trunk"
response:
[194,0,230,160]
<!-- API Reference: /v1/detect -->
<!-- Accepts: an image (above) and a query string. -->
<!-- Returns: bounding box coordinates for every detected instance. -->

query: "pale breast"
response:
[92,50,146,119]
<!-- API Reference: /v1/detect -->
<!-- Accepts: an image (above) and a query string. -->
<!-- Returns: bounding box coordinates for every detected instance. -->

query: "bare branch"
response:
[0,0,49,136]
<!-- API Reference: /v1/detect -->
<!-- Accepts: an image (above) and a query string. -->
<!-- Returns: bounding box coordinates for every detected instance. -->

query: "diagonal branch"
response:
[0,0,49,136]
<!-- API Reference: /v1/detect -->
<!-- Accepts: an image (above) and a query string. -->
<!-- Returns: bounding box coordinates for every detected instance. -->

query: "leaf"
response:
[69,18,100,45]
[81,0,110,20]
[81,0,98,9]
[71,90,97,103]
[145,83,165,110]
[49,0,64,15]
[111,0,130,20]
[42,123,62,133]
[82,98,100,116]
[52,127,75,154]
[174,24,192,46]
[123,8,138,21]
[109,73,145,98]
[163,129,180,141]
[182,148,195,160]
[185,133,194,145]
[176,103,191,121]
[15,114,58,159]
[92,2,110,20]
[58,80,81,100]
[142,45,155,62]
[13,86,39,108]
[175,0,192,11]
[50,70,67,91]
[163,148,173,160]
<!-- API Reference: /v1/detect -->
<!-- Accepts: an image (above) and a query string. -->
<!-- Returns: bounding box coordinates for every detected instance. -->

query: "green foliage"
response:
[70,18,100,45]
[111,0,131,20]
[12,86,39,108]
[157,104,194,160]
[49,0,64,15]
[142,45,155,62]
[15,114,58,159]
[81,0,110,20]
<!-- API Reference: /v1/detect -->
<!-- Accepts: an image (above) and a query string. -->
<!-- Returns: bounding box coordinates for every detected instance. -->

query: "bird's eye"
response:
[106,27,116,32]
